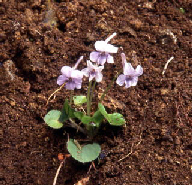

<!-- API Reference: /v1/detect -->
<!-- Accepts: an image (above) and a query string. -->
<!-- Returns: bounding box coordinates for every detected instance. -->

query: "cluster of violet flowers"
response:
[44,33,143,163]
[57,32,143,92]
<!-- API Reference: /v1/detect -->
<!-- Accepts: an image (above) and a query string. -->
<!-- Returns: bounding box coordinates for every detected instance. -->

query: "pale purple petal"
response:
[95,72,103,82]
[57,75,68,85]
[61,66,73,77]
[131,77,138,86]
[121,53,126,69]
[71,70,83,79]
[99,65,104,71]
[81,68,89,77]
[95,41,118,53]
[125,76,138,88]
[106,54,114,63]
[135,65,143,76]
[89,73,95,81]
[87,60,95,69]
[65,82,76,90]
[95,38,118,53]
[124,80,132,88]
[98,55,107,65]
[73,78,82,89]
[103,43,118,53]
[123,63,135,76]
[73,56,83,69]
[95,41,107,52]
[90,51,100,63]
[82,60,104,82]
[116,74,126,86]
[105,32,117,43]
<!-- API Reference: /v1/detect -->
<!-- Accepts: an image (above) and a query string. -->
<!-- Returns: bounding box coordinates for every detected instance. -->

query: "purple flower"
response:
[90,32,118,65]
[82,60,104,82]
[116,53,143,88]
[57,57,84,90]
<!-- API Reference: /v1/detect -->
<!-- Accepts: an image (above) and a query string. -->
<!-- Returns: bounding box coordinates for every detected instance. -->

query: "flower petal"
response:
[95,41,118,53]
[106,54,114,63]
[95,41,107,52]
[81,68,89,77]
[121,53,126,69]
[73,56,83,69]
[116,74,126,86]
[105,32,117,43]
[98,55,107,65]
[95,72,103,82]
[73,78,82,89]
[71,70,83,79]
[89,74,95,82]
[135,65,143,76]
[123,63,135,76]
[57,75,67,86]
[103,43,118,53]
[125,77,138,88]
[61,66,73,77]
[65,82,76,90]
[90,51,100,63]
[87,60,95,69]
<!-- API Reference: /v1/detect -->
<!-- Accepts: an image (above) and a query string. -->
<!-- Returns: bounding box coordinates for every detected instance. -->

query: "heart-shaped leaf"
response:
[108,113,126,126]
[98,103,125,126]
[44,110,63,129]
[67,139,101,163]
[73,96,87,106]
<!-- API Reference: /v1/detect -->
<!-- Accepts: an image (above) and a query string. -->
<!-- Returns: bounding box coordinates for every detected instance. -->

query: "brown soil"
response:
[1,0,192,185]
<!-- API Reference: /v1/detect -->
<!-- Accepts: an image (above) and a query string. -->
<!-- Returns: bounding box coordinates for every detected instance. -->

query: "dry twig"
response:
[162,56,174,75]
[118,132,142,162]
[46,83,66,105]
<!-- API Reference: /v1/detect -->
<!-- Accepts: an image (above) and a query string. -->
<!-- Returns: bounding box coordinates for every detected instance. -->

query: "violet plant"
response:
[44,33,143,163]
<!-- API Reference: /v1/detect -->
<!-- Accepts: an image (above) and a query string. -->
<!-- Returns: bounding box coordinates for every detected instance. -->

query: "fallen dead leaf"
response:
[74,177,89,185]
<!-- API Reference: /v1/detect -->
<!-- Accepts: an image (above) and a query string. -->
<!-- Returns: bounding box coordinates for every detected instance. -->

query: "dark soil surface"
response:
[1,0,192,185]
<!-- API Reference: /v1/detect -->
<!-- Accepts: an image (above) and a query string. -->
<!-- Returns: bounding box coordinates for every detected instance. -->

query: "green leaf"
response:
[67,139,101,163]
[81,115,92,125]
[92,110,104,127]
[74,111,84,120]
[98,103,125,126]
[108,113,126,126]
[44,110,63,129]
[64,99,75,118]
[98,103,109,119]
[73,96,87,106]
[59,106,69,123]
[74,112,92,125]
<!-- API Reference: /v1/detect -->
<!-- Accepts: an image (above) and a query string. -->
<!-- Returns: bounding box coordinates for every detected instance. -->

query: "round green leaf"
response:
[73,96,87,106]
[44,110,63,129]
[108,113,126,126]
[67,139,101,163]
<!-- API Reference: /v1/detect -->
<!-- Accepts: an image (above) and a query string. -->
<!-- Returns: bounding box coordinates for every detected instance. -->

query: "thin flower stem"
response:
[100,70,122,102]
[87,80,92,116]
[69,91,73,106]
[90,80,96,107]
